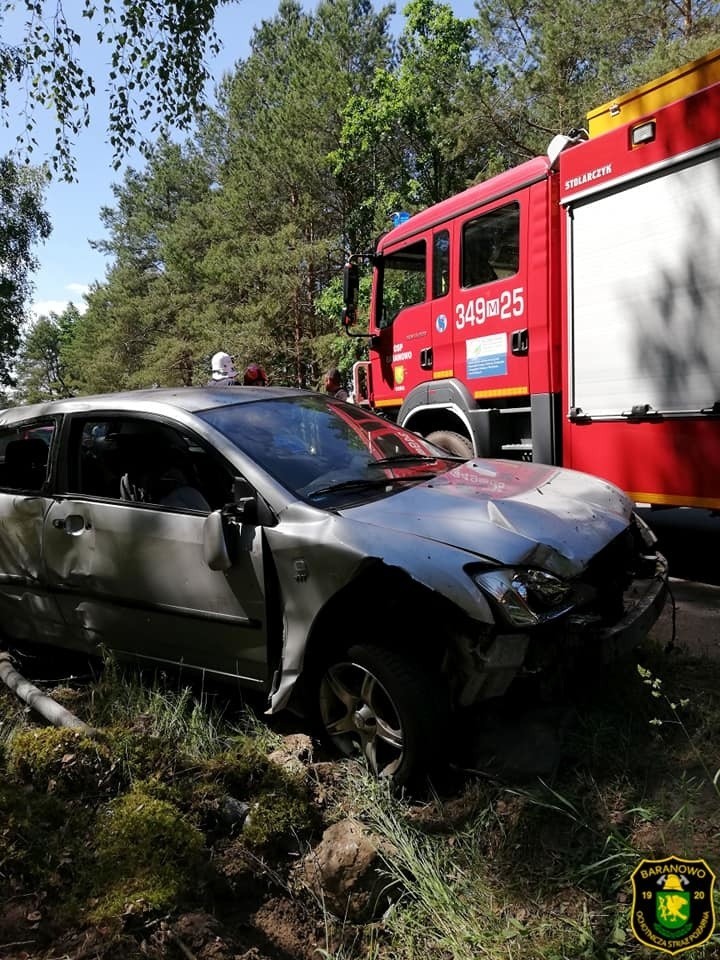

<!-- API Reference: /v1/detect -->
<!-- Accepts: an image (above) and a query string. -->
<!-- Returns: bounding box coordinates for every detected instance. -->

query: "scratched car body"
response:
[0,387,668,782]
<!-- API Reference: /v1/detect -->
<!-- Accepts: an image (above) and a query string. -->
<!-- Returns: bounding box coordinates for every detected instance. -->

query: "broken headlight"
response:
[473,568,575,628]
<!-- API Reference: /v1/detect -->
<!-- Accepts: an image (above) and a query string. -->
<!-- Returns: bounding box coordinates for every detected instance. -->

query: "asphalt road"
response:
[638,507,720,660]
[638,507,719,586]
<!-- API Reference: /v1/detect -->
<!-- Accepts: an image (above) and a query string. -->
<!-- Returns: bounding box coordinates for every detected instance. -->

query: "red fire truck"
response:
[342,49,720,510]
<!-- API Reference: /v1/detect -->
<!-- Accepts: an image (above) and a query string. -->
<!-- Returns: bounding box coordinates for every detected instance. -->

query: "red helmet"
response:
[243,363,268,385]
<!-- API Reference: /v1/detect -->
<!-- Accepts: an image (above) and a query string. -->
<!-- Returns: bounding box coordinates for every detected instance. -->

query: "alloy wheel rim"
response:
[320,661,404,777]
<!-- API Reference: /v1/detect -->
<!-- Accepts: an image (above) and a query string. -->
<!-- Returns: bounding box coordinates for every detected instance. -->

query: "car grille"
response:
[573,520,654,625]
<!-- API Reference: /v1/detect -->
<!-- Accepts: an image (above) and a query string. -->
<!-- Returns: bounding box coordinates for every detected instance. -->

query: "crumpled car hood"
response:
[340,459,633,577]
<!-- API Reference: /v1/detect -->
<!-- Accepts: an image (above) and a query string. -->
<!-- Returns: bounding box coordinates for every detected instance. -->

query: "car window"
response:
[65,416,234,512]
[0,422,55,492]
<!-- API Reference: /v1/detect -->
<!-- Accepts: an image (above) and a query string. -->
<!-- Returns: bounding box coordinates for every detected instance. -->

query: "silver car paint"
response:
[339,459,633,577]
[0,388,666,717]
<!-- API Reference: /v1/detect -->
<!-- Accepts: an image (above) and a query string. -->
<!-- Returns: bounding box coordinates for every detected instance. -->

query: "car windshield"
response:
[197,394,460,504]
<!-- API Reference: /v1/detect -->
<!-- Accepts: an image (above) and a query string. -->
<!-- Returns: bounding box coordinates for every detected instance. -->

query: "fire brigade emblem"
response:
[630,856,716,954]
[394,365,405,386]
[435,314,447,334]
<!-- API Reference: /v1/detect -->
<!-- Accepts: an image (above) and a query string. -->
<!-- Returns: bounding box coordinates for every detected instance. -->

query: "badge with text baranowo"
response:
[630,856,716,954]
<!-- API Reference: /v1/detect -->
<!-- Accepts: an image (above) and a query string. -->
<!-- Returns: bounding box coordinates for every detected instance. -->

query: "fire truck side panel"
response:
[562,419,720,510]
[560,77,720,508]
[569,148,720,416]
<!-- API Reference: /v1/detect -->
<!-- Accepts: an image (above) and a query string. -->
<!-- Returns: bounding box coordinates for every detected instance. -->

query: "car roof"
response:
[0,386,317,426]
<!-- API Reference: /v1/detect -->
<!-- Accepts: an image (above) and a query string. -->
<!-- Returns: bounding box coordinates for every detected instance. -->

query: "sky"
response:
[14,0,476,321]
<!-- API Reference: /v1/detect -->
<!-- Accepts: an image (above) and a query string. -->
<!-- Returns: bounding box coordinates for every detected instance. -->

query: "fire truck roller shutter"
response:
[568,148,720,417]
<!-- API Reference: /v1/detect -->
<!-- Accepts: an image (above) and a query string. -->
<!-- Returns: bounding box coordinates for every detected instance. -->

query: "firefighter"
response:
[208,351,239,387]
[243,363,268,386]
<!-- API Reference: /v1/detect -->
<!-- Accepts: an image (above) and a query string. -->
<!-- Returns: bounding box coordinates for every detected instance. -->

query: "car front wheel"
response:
[318,644,441,785]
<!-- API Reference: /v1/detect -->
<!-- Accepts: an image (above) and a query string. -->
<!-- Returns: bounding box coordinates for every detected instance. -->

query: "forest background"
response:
[6,0,720,403]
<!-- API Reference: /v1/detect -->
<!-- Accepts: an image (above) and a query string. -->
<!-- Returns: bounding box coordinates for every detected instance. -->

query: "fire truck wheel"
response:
[317,644,442,785]
[425,430,474,459]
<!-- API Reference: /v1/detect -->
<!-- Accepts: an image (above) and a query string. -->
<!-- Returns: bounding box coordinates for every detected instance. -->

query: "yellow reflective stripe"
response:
[629,491,720,510]
[473,386,529,399]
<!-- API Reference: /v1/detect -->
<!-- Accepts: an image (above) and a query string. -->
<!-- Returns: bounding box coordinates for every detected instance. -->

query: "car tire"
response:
[318,644,442,786]
[425,430,474,459]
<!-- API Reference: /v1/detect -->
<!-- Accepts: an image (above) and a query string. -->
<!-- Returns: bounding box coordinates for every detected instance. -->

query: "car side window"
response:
[0,422,55,493]
[67,417,234,512]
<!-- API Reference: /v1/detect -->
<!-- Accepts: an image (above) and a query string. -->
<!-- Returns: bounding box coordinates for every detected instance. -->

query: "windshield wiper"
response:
[305,473,436,499]
[368,454,460,467]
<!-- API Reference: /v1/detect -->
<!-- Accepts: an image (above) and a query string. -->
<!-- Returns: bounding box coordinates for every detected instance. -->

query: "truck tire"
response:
[317,644,442,786]
[425,430,474,459]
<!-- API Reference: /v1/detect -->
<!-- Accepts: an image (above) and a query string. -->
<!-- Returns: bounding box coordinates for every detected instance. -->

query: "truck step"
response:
[500,442,533,451]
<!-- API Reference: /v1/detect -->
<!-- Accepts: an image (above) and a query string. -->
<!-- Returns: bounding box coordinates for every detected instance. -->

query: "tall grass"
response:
[321,651,720,959]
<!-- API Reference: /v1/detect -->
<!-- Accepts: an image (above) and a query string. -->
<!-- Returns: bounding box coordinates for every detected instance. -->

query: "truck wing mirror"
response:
[342,262,359,328]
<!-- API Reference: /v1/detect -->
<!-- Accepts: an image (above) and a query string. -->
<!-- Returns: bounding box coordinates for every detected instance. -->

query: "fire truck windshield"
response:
[378,239,426,328]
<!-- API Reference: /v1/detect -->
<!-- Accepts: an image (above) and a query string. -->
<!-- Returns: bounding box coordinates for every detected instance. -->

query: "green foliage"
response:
[7,726,118,796]
[13,302,79,402]
[241,763,315,851]
[86,780,206,921]
[0,780,73,894]
[27,1,720,396]
[87,657,230,761]
[0,0,224,179]
[2,642,720,955]
[0,157,51,384]
[474,0,720,160]
[333,0,482,230]
[4,1,720,391]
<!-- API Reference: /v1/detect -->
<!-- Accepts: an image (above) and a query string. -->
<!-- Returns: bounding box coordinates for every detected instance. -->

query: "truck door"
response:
[429,228,453,377]
[453,198,528,404]
[372,237,431,403]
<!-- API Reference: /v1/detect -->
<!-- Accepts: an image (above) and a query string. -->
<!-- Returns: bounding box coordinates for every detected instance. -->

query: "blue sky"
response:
[17,0,476,320]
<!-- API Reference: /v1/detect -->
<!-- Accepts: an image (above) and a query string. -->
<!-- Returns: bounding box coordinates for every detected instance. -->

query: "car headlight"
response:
[473,568,575,628]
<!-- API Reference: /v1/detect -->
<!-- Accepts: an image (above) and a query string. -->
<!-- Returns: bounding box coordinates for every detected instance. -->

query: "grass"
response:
[320,647,720,959]
[1,642,720,958]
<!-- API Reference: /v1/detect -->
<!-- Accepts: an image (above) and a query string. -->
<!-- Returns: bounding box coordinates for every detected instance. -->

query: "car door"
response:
[0,419,71,647]
[42,412,269,685]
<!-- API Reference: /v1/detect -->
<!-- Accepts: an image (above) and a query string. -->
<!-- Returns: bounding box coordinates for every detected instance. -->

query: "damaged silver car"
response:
[0,388,667,783]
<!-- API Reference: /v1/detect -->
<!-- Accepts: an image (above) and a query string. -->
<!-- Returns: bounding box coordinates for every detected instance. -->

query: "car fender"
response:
[262,503,496,712]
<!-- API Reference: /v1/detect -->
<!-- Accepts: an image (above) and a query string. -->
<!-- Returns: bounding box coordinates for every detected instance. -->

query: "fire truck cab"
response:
[344,49,720,510]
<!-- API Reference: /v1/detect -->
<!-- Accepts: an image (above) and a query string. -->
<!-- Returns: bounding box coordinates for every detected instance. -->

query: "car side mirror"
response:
[228,477,259,525]
[230,476,277,527]
[227,497,258,525]
[203,509,232,571]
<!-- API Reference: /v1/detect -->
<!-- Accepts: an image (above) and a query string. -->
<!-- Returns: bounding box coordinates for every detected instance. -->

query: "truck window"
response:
[462,202,520,288]
[378,239,426,328]
[432,230,450,298]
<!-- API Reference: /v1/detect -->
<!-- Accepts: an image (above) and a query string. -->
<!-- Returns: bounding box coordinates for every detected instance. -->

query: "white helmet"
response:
[211,351,237,381]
